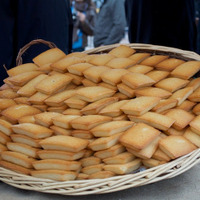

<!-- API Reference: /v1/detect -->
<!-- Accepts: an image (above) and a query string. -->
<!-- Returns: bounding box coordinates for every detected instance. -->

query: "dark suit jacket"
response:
[0,0,73,86]
[125,0,197,52]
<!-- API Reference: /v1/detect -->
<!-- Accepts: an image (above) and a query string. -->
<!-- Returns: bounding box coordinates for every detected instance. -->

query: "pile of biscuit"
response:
[0,45,200,181]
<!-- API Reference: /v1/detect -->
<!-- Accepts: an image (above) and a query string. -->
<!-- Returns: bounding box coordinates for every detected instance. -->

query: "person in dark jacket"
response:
[0,0,73,86]
[125,0,197,52]
[94,0,126,47]
[72,0,96,51]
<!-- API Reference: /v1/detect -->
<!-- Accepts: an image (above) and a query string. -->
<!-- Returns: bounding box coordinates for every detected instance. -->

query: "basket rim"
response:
[0,148,199,195]
[84,43,200,61]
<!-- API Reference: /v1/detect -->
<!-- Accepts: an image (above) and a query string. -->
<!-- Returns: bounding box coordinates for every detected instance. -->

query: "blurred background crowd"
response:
[1,0,200,84]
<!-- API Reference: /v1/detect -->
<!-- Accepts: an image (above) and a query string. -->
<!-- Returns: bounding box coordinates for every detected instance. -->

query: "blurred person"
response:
[93,0,126,47]
[71,0,96,51]
[0,0,73,86]
[125,0,197,52]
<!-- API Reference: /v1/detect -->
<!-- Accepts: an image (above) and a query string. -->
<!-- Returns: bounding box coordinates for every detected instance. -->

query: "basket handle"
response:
[16,39,57,66]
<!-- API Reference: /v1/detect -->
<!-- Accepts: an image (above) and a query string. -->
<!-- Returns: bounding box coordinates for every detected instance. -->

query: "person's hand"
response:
[77,11,86,22]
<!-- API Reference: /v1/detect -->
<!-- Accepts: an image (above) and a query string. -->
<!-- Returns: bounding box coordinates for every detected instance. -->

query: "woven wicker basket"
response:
[0,42,200,196]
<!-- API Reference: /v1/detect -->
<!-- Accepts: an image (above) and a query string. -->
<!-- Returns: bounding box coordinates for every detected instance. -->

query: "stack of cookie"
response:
[0,44,200,181]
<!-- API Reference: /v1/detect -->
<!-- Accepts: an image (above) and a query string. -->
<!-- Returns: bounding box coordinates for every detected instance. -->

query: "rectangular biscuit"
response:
[81,97,118,115]
[39,135,89,152]
[0,89,18,99]
[128,112,175,131]
[7,71,43,86]
[88,132,122,151]
[121,96,160,116]
[67,63,94,76]
[155,58,185,71]
[189,115,200,135]
[103,152,135,164]
[165,109,195,130]
[0,119,13,135]
[7,142,38,158]
[7,63,39,77]
[140,55,169,66]
[65,73,83,86]
[0,99,16,112]
[17,74,48,97]
[94,144,125,159]
[52,115,79,129]
[128,64,153,74]
[126,136,160,159]
[64,96,88,109]
[192,103,200,115]
[33,48,66,67]
[14,97,30,105]
[146,70,170,83]
[77,86,116,102]
[70,115,112,130]
[152,148,171,162]
[35,74,72,95]
[117,83,135,98]
[183,127,200,147]
[81,156,101,167]
[121,72,155,89]
[119,123,160,151]
[1,151,34,169]
[142,158,166,168]
[44,89,76,107]
[135,87,172,99]
[71,130,94,139]
[0,160,31,175]
[81,164,104,175]
[129,53,151,64]
[103,159,141,175]
[101,69,128,86]
[88,54,114,66]
[171,61,200,79]
[99,100,129,117]
[50,125,72,136]
[31,170,77,181]
[151,99,178,113]
[32,159,81,171]
[170,87,193,105]
[159,135,197,159]
[34,112,61,127]
[91,121,134,137]
[155,77,189,93]
[37,149,85,161]
[2,104,41,124]
[51,56,84,73]
[83,66,110,83]
[109,45,135,58]
[82,78,97,87]
[0,131,11,144]
[10,134,41,148]
[88,170,115,179]
[98,82,118,91]
[62,108,82,116]
[28,92,50,105]
[106,58,136,69]
[11,123,53,139]
[186,77,200,91]
[164,127,185,136]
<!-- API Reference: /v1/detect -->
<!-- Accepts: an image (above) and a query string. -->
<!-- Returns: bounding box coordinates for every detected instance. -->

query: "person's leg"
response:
[15,0,73,64]
[0,0,17,85]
